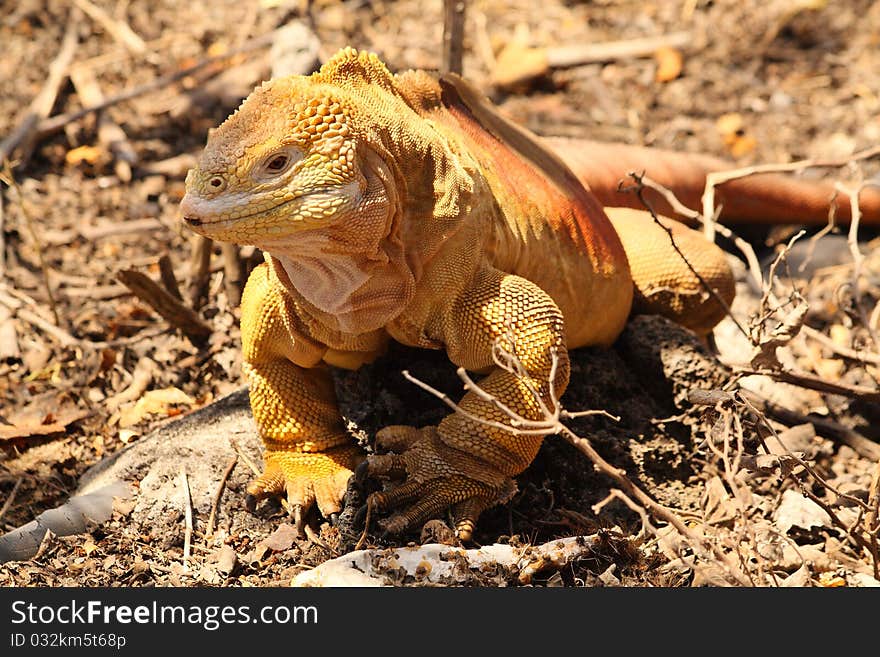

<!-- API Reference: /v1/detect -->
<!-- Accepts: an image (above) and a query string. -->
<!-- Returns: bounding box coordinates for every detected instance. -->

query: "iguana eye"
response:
[265,154,290,173]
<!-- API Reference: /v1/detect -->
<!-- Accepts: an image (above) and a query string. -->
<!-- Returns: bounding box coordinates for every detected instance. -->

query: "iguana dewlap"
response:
[179,48,859,540]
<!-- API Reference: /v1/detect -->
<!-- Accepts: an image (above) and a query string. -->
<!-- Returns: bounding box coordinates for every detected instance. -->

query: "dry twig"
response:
[1,162,61,327]
[442,0,467,75]
[187,236,213,311]
[117,269,212,342]
[700,144,880,242]
[867,461,880,579]
[220,243,244,308]
[0,11,79,165]
[71,0,147,56]
[404,341,751,585]
[0,478,24,524]
[158,253,183,301]
[179,467,193,571]
[33,29,279,140]
[206,456,238,540]
[836,181,880,350]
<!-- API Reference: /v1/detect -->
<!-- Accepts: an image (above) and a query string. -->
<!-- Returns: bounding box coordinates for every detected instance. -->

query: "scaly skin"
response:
[180,48,749,539]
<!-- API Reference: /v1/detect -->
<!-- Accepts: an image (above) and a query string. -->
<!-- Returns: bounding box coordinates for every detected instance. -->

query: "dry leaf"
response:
[716,112,744,137]
[829,324,850,348]
[0,409,90,440]
[818,572,846,587]
[654,46,683,82]
[780,564,812,587]
[813,357,844,381]
[260,523,299,552]
[65,145,105,166]
[773,489,832,534]
[118,387,196,428]
[492,42,549,91]
[750,302,808,369]
[702,476,737,525]
[716,112,756,157]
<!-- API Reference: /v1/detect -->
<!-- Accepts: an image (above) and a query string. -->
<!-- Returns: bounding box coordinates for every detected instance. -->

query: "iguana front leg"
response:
[241,263,363,531]
[362,266,568,540]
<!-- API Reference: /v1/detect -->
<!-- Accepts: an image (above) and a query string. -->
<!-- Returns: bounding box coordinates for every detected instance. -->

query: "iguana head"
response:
[180,48,404,250]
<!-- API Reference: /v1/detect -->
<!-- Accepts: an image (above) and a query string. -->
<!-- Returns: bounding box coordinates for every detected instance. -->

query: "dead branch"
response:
[801,325,880,367]
[158,253,183,301]
[627,172,750,340]
[867,460,880,579]
[626,172,765,290]
[0,478,23,524]
[206,456,238,540]
[69,64,138,182]
[116,269,212,342]
[188,236,213,311]
[736,365,880,404]
[403,342,751,585]
[0,286,78,348]
[493,32,691,90]
[220,243,244,307]
[442,0,467,75]
[837,181,880,350]
[71,0,147,56]
[179,467,193,571]
[2,162,61,328]
[745,394,880,462]
[0,11,80,165]
[700,144,880,242]
[32,29,279,141]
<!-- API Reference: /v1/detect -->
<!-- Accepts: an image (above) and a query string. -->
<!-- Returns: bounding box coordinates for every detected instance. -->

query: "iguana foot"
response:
[360,426,516,541]
[246,444,363,534]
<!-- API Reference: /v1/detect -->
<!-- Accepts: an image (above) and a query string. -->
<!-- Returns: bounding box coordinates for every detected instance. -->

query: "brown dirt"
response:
[1,0,879,587]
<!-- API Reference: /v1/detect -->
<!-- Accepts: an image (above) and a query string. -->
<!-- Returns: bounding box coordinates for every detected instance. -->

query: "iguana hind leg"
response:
[362,267,567,540]
[605,207,735,335]
[240,263,363,531]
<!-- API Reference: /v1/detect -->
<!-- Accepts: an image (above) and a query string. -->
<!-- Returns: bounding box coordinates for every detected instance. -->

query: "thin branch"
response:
[188,235,213,311]
[442,0,467,75]
[700,145,880,242]
[403,340,751,585]
[735,365,880,403]
[837,180,880,350]
[116,269,212,342]
[0,11,80,165]
[206,456,238,541]
[0,478,24,524]
[867,460,880,579]
[32,29,279,140]
[1,161,61,327]
[179,467,193,571]
[801,325,880,367]
[71,0,147,55]
[626,171,750,340]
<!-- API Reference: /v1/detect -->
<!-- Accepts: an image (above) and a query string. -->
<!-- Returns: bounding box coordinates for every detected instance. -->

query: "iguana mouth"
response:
[181,185,354,235]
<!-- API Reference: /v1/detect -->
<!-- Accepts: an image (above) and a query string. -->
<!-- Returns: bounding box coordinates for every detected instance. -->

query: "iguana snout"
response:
[180,77,369,247]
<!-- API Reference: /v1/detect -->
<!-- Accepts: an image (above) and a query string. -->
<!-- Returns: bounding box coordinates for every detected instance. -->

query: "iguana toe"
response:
[362,426,516,540]
[245,444,363,521]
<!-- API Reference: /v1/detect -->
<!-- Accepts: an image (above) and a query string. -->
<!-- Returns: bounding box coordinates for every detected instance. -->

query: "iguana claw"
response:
[244,444,363,521]
[361,426,516,541]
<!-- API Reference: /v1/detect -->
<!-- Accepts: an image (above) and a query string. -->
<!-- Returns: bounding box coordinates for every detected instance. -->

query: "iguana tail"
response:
[547,137,880,225]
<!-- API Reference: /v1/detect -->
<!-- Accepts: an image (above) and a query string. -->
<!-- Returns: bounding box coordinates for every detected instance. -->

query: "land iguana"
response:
[180,48,879,540]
